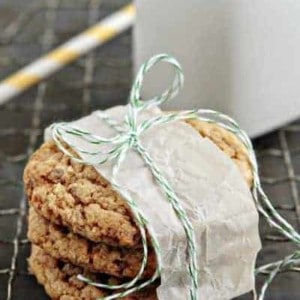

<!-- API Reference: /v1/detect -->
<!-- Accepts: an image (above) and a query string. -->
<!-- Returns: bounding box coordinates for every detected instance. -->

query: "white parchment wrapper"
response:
[45,105,261,300]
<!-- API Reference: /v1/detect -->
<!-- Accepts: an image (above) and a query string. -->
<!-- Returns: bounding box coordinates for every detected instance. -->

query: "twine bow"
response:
[50,54,300,300]
[52,53,199,300]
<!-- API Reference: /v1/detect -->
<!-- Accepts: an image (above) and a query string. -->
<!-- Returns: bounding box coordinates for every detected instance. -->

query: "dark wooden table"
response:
[0,1,299,299]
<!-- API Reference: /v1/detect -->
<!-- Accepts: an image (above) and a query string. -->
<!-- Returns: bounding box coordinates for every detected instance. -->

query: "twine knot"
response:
[126,131,138,147]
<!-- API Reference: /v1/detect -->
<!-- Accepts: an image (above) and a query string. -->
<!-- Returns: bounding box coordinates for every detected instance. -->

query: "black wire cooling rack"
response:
[0,1,299,299]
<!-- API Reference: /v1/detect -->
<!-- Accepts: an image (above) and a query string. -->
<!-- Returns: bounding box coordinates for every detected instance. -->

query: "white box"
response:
[134,0,300,137]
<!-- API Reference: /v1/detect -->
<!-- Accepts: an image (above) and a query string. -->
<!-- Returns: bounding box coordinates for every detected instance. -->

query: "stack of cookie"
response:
[24,119,252,300]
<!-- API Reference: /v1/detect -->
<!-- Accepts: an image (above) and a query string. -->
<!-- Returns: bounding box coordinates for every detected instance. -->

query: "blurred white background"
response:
[135,0,300,137]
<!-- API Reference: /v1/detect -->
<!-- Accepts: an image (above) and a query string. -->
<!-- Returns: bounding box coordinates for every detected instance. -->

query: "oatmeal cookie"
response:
[185,119,252,186]
[28,245,158,300]
[24,139,139,247]
[28,207,156,278]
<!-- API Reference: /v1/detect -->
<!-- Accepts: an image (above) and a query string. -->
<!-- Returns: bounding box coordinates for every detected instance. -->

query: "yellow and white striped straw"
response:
[0,3,136,105]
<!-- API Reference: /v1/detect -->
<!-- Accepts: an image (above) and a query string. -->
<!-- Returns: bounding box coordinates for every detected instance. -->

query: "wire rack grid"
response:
[0,0,299,299]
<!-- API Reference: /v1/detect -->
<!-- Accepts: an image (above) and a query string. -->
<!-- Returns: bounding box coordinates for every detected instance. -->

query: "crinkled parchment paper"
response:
[46,105,261,300]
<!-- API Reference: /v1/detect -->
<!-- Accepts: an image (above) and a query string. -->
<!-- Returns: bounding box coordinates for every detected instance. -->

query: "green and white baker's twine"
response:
[51,53,300,300]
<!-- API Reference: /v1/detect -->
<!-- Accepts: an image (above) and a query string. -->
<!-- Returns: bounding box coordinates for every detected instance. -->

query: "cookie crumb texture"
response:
[28,207,156,278]
[28,245,158,300]
[24,119,252,248]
